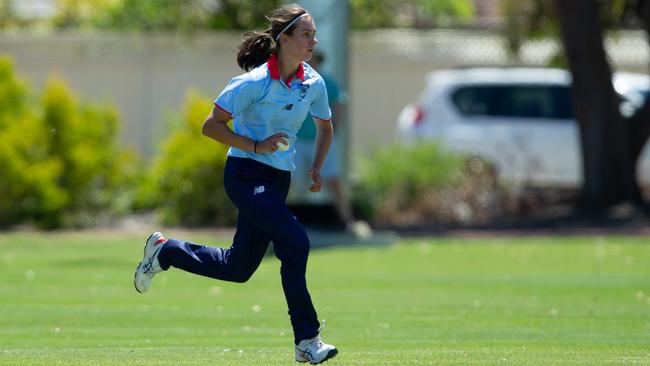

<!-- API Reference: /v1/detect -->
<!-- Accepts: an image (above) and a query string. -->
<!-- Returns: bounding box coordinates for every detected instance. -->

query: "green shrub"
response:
[0,59,65,227]
[0,57,141,228]
[352,142,465,220]
[41,78,141,227]
[0,58,28,123]
[145,90,236,226]
[0,112,67,226]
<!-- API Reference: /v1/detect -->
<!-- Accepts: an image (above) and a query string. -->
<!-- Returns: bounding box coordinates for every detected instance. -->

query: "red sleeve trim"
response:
[214,103,233,118]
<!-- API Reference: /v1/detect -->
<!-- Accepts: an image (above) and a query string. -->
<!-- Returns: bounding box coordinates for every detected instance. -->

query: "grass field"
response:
[1,231,649,365]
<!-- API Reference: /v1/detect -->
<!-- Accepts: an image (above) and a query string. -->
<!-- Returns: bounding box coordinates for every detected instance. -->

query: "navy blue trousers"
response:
[157,157,320,344]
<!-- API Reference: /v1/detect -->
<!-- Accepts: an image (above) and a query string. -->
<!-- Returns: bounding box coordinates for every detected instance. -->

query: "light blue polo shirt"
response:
[215,54,331,172]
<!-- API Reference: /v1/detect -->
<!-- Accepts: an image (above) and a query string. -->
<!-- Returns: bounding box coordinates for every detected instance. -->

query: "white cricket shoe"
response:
[133,232,167,293]
[295,336,338,364]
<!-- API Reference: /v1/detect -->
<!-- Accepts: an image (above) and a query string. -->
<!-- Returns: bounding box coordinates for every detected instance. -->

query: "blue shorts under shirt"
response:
[215,54,332,172]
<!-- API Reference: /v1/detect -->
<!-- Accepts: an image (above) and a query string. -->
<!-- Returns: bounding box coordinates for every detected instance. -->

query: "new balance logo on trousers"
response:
[253,185,265,195]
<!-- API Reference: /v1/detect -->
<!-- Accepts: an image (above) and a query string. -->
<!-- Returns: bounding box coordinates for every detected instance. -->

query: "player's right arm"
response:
[202,106,287,153]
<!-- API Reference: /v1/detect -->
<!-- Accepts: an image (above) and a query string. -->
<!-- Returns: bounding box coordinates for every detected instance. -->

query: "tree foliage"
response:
[73,0,287,31]
[503,0,644,57]
[142,91,236,226]
[350,0,474,28]
[4,0,474,31]
[204,0,284,30]
[0,57,140,228]
[11,0,286,31]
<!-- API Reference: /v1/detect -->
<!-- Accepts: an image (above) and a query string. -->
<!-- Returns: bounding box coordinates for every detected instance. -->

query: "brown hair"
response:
[236,4,309,71]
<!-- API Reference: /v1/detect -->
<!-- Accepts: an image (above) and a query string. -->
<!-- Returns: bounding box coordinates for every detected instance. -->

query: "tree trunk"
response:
[553,0,640,213]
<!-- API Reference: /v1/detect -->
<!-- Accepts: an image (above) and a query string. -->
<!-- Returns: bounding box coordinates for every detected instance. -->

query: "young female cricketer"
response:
[133,4,338,364]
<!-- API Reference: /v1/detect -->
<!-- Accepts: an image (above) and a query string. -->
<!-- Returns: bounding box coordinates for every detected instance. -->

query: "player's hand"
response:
[308,167,323,192]
[256,133,288,153]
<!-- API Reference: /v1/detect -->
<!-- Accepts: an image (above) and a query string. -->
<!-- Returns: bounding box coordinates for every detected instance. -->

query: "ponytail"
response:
[237,30,276,72]
[236,4,309,72]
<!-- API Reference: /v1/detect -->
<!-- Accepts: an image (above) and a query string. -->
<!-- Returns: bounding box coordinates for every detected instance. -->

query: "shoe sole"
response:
[133,233,156,294]
[133,267,144,293]
[306,349,338,365]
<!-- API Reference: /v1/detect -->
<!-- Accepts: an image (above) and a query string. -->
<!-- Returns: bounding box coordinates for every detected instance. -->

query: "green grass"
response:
[1,231,649,365]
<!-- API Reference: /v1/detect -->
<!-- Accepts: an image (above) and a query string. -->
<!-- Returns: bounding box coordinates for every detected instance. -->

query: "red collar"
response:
[267,53,305,86]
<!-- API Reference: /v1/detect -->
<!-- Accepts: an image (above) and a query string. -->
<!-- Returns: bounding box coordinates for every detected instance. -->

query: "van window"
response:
[451,85,574,120]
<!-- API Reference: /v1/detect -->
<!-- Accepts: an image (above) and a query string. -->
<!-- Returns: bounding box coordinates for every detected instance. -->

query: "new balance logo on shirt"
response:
[253,185,265,195]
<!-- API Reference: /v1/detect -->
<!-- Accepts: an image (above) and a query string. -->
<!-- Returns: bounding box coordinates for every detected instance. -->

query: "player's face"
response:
[283,17,318,62]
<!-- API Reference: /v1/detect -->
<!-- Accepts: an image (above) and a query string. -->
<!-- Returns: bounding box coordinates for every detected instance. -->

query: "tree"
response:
[0,58,139,228]
[53,0,475,31]
[505,0,650,214]
[30,0,284,31]
[350,0,474,29]
[206,0,284,30]
[553,0,650,213]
